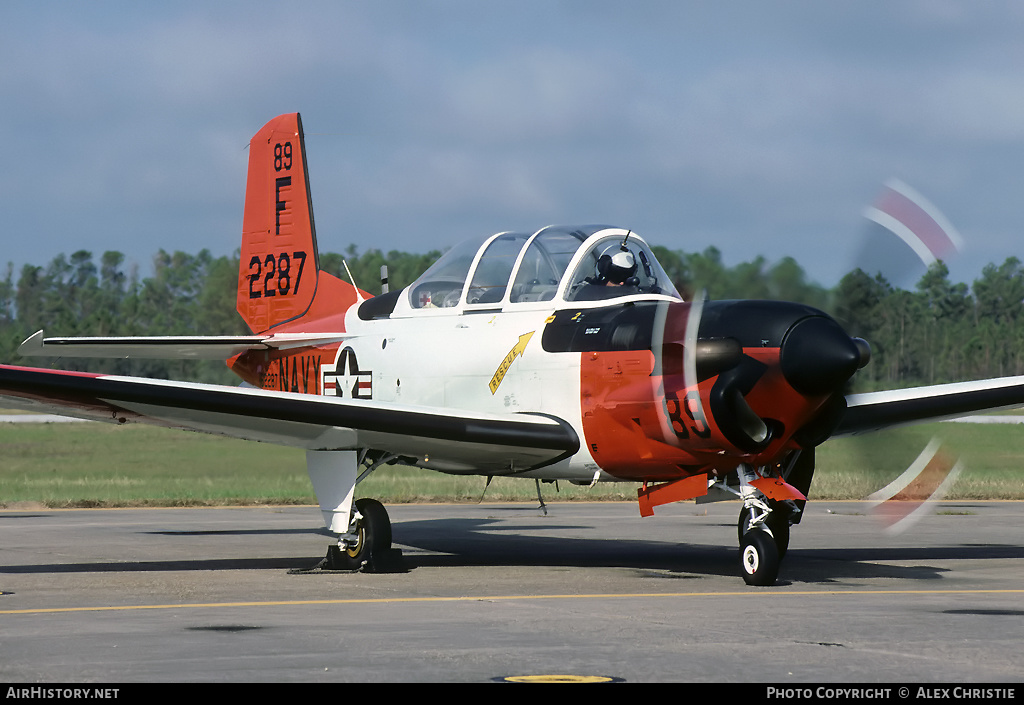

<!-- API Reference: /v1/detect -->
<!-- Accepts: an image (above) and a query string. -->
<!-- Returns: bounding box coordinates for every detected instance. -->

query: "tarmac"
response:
[0,500,1022,683]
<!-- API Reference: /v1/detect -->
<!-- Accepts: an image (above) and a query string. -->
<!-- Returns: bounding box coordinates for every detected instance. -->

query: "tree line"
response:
[1,244,1022,390]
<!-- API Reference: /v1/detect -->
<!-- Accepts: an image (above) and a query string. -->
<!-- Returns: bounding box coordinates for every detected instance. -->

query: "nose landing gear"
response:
[732,460,805,586]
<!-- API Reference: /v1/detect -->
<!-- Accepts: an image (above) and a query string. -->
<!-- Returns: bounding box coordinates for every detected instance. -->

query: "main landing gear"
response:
[302,450,406,574]
[325,497,397,571]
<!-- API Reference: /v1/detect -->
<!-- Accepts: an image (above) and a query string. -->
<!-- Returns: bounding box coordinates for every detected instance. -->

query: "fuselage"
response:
[229,225,864,487]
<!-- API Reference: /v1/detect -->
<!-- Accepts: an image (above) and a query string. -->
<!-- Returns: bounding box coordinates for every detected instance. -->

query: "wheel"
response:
[326,498,392,570]
[346,497,392,560]
[738,506,790,560]
[740,529,780,586]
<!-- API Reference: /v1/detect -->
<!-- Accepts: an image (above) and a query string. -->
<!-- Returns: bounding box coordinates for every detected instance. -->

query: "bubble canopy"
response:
[400,225,682,313]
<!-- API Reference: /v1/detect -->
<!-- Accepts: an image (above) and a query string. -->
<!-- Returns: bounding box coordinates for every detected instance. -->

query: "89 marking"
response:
[274,142,293,171]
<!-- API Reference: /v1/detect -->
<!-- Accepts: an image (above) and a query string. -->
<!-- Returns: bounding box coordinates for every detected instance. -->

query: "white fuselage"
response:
[339,301,605,481]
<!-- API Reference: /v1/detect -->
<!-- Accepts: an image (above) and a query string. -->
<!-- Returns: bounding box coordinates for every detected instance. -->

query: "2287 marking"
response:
[248,251,307,299]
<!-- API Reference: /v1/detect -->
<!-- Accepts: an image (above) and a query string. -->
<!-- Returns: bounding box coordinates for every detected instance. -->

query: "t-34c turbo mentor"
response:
[4,113,1024,586]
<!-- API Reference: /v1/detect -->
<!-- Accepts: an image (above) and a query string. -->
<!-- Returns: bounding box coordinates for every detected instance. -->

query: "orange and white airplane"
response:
[3,113,1024,585]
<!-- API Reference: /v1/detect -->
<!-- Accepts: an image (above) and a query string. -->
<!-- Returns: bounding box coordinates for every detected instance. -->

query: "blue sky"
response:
[3,1,1024,288]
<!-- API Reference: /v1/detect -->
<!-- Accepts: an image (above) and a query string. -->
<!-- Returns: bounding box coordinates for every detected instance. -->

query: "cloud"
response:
[3,1,1024,288]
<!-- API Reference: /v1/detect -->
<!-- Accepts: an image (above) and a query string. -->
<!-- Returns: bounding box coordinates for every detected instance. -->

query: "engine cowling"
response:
[544,299,868,480]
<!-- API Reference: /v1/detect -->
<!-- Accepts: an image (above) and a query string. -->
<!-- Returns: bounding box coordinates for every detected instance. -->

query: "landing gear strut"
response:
[738,503,791,559]
[302,450,406,574]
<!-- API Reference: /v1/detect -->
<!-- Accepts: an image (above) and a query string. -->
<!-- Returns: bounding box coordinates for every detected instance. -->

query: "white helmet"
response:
[596,245,638,284]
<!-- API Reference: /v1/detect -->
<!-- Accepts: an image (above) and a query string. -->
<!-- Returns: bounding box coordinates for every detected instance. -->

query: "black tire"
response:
[738,506,790,560]
[740,530,780,586]
[326,498,392,570]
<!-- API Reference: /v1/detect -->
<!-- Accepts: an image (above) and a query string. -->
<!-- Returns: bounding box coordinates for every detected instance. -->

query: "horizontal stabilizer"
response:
[18,330,351,360]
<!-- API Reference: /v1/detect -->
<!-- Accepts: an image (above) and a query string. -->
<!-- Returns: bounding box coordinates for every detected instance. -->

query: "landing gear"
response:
[738,503,791,559]
[737,504,786,586]
[326,497,393,571]
[740,529,779,586]
[730,458,807,586]
[303,450,406,574]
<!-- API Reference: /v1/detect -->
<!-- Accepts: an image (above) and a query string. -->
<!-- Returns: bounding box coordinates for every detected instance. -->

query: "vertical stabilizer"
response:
[237,113,363,334]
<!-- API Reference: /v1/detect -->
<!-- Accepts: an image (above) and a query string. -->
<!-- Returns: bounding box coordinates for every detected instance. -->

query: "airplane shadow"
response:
[391,517,1024,584]
[2,516,1021,583]
[145,528,318,537]
[0,557,317,574]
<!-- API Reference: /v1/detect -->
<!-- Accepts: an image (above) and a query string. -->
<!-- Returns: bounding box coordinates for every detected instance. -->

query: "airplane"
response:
[3,112,1024,586]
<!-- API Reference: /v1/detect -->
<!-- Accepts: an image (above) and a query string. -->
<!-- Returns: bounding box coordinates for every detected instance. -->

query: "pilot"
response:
[595,246,639,286]
[570,244,641,301]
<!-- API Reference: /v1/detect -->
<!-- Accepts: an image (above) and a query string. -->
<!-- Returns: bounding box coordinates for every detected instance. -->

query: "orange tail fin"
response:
[236,113,365,334]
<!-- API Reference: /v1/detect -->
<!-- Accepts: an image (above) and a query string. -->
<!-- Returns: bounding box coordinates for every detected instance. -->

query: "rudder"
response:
[236,113,362,334]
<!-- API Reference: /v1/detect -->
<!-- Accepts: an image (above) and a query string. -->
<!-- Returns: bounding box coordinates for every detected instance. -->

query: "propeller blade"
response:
[682,289,709,438]
[852,179,966,533]
[866,437,963,534]
[858,178,964,288]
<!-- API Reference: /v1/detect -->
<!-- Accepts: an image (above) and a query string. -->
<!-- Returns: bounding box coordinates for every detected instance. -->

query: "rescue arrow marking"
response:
[489,331,534,394]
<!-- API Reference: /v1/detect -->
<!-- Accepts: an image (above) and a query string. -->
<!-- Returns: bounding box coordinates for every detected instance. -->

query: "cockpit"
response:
[391,225,682,316]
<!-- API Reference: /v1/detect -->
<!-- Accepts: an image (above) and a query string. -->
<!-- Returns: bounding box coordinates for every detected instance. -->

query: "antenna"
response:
[342,259,365,303]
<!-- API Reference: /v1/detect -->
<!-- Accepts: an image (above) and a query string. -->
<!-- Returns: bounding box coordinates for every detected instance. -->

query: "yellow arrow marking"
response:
[489,331,534,394]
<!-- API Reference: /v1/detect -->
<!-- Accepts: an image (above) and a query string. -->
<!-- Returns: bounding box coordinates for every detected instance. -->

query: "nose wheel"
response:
[734,462,800,585]
[738,504,791,559]
[740,529,780,586]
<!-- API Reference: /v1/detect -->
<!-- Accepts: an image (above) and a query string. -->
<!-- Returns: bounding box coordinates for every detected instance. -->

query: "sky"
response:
[3,1,1024,288]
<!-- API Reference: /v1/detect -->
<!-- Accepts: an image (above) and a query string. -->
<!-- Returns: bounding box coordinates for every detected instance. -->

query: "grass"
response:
[0,422,636,508]
[0,423,313,507]
[815,423,1024,500]
[0,419,1022,508]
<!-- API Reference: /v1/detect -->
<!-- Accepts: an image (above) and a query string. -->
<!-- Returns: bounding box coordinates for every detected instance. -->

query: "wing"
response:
[837,374,1024,436]
[0,364,579,474]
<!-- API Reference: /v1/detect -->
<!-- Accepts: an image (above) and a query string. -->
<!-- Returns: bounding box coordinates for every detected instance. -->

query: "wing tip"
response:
[18,330,45,357]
